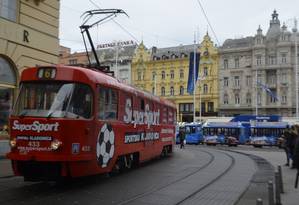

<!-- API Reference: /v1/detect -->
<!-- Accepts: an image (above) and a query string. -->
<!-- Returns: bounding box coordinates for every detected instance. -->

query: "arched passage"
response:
[0,56,17,137]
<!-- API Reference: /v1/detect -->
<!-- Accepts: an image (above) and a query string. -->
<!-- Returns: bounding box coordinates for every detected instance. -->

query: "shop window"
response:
[0,56,16,137]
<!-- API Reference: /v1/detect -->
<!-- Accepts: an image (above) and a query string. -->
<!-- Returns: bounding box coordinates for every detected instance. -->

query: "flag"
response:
[187,52,200,94]
[257,81,279,101]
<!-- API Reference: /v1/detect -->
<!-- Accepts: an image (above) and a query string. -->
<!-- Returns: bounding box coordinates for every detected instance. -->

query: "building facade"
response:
[91,41,137,84]
[59,46,89,66]
[0,0,60,137]
[219,10,297,117]
[132,34,219,122]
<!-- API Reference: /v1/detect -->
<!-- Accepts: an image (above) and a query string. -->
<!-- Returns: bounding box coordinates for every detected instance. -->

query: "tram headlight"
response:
[9,138,17,148]
[51,139,62,150]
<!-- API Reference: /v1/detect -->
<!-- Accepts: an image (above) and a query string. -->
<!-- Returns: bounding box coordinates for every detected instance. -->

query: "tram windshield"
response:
[13,82,93,119]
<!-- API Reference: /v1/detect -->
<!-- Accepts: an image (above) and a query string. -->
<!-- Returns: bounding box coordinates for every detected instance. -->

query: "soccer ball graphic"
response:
[96,123,115,168]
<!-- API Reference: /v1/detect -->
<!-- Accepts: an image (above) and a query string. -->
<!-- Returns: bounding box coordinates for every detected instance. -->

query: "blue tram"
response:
[175,123,203,145]
[184,123,203,144]
[249,121,288,147]
[202,122,248,145]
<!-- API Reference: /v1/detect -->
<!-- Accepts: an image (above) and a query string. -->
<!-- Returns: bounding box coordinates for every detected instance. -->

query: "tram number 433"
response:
[28,141,40,147]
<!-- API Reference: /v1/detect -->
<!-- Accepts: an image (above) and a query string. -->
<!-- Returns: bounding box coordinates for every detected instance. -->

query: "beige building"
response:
[59,45,89,66]
[0,0,60,137]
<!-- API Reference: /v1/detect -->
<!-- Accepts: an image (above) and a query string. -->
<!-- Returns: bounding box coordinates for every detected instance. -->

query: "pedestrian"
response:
[293,125,299,168]
[178,127,185,149]
[279,133,290,166]
[289,125,299,169]
[293,125,299,188]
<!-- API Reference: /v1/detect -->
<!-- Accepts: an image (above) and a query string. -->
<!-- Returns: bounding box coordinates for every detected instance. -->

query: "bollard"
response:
[278,165,284,193]
[268,180,274,205]
[275,172,282,205]
[256,198,263,205]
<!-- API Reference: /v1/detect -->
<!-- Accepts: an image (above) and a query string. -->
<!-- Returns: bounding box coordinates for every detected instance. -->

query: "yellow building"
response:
[132,33,219,122]
[0,0,60,137]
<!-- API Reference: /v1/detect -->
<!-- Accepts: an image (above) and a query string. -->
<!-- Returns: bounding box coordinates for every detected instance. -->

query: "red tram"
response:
[6,66,176,181]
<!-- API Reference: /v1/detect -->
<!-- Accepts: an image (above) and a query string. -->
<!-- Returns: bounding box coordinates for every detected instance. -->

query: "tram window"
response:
[13,82,93,119]
[140,99,145,110]
[68,84,93,119]
[98,87,118,120]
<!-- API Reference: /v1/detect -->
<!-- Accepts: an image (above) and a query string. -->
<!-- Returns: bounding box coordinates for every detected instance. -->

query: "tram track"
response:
[116,149,215,205]
[175,151,236,205]
[0,147,245,205]
[0,148,213,205]
[116,148,236,205]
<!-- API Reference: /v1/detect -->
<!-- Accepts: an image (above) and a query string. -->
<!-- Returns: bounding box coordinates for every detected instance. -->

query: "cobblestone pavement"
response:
[0,146,256,205]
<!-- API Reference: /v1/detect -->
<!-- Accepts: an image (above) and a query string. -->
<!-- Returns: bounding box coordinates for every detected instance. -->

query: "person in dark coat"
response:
[289,125,299,168]
[292,125,299,169]
[178,127,185,149]
[279,133,290,166]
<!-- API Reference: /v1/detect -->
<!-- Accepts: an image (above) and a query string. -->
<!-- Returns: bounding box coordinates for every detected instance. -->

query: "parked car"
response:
[227,136,238,146]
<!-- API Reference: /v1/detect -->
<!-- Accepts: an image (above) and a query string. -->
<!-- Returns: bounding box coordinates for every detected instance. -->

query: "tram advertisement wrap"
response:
[125,132,160,144]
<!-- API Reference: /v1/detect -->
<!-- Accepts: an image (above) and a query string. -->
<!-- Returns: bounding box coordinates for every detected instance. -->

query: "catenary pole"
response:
[193,32,196,122]
[293,18,299,120]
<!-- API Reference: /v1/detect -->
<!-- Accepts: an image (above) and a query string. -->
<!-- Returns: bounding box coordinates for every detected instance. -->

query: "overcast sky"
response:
[60,0,299,53]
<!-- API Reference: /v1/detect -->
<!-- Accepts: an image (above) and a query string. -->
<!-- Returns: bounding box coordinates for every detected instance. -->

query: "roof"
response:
[221,37,254,49]
[203,122,243,128]
[251,122,288,129]
[152,44,199,59]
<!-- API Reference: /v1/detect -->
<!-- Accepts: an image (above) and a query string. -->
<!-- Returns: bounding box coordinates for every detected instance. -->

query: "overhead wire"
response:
[195,0,220,45]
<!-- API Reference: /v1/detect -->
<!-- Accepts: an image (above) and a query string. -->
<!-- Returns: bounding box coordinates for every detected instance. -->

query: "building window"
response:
[246,76,251,86]
[152,87,155,94]
[137,72,141,81]
[161,71,165,79]
[269,56,276,65]
[223,77,229,87]
[235,94,240,104]
[203,67,208,76]
[256,38,261,44]
[0,57,16,137]
[234,58,239,68]
[179,86,184,95]
[208,102,214,112]
[223,94,229,104]
[69,59,78,65]
[257,74,262,83]
[281,73,287,83]
[256,55,262,65]
[170,86,174,96]
[203,84,208,94]
[281,53,287,64]
[152,72,156,80]
[234,76,240,87]
[224,59,228,69]
[246,93,251,104]
[269,90,277,103]
[161,87,165,96]
[282,95,287,104]
[180,69,184,79]
[170,70,174,79]
[257,92,261,105]
[0,0,17,22]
